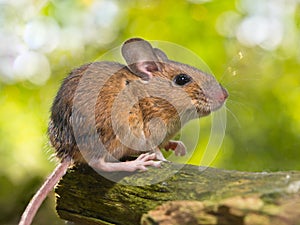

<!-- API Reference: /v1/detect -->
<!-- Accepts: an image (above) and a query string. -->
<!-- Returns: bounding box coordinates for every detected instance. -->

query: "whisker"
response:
[227,98,254,112]
[225,105,242,129]
[222,77,261,89]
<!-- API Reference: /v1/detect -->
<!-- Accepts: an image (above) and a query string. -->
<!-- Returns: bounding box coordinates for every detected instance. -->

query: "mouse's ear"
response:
[153,48,169,62]
[122,38,161,81]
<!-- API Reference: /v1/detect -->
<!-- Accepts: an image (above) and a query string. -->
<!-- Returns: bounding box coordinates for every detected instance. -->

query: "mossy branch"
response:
[55,163,300,225]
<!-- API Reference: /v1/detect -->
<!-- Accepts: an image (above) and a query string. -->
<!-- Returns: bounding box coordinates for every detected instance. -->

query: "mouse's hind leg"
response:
[89,153,161,172]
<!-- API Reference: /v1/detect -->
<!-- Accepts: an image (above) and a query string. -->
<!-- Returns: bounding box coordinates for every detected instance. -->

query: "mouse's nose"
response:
[219,85,229,102]
[207,84,228,112]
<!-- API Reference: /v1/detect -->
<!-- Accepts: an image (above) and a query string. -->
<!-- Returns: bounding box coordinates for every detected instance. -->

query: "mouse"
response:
[18,37,228,225]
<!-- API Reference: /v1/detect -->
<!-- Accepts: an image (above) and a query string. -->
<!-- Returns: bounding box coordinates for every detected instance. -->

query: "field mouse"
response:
[19,38,228,225]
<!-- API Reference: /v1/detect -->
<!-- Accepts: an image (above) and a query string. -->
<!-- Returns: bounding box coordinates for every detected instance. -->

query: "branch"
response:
[55,163,300,225]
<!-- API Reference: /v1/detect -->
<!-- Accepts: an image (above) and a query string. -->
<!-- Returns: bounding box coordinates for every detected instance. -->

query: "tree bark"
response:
[55,163,300,225]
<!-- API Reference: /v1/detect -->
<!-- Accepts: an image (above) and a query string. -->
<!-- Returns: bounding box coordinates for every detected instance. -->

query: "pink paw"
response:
[125,153,162,172]
[164,140,187,156]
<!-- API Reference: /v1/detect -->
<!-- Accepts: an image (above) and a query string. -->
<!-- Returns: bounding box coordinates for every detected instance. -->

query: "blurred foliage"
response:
[1,0,300,224]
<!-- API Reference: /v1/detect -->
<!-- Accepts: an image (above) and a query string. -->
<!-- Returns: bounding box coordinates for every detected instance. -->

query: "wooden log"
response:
[55,163,300,225]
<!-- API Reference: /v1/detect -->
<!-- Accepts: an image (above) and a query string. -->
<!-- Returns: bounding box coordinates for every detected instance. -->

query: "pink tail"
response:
[18,161,70,225]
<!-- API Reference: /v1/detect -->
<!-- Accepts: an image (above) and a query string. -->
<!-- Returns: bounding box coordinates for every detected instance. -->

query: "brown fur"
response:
[49,59,227,165]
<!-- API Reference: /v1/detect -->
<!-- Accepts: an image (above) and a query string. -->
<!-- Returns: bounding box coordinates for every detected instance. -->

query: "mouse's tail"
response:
[18,159,71,225]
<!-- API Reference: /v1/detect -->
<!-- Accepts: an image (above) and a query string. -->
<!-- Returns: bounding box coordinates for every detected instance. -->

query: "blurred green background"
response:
[1,0,300,224]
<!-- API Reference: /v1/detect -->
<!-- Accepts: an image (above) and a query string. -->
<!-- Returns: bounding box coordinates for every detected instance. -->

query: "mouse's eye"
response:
[173,74,192,86]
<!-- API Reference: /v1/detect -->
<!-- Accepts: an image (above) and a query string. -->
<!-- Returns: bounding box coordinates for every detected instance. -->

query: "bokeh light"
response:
[23,17,60,53]
[0,0,121,84]
[13,51,50,85]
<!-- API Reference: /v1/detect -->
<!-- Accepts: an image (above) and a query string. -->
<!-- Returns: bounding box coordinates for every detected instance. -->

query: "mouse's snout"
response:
[218,85,229,103]
[207,83,228,112]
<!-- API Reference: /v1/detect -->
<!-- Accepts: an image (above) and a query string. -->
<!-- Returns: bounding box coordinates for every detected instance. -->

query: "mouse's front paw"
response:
[164,140,187,156]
